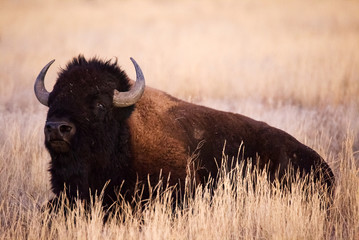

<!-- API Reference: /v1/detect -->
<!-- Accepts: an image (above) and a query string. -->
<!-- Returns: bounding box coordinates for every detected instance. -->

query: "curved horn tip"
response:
[34,59,55,107]
[112,57,145,107]
[40,59,55,74]
[129,57,136,64]
[129,57,145,81]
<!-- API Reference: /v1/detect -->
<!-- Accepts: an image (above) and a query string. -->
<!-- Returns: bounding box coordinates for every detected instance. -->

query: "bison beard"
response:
[34,55,335,211]
[47,116,135,206]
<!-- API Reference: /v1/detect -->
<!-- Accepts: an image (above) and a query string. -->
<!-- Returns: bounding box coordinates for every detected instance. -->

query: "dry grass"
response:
[0,0,359,239]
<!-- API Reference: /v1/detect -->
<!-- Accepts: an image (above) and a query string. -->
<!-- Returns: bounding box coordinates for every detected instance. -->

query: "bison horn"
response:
[113,57,145,107]
[34,59,55,106]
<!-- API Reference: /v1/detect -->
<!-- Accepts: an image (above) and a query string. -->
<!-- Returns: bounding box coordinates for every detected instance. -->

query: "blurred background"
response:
[1,0,358,107]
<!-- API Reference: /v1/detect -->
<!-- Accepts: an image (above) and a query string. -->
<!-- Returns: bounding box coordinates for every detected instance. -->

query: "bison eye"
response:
[96,103,105,109]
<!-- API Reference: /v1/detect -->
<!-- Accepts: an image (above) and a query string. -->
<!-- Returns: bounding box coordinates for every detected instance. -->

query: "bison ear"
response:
[113,58,145,107]
[34,60,55,107]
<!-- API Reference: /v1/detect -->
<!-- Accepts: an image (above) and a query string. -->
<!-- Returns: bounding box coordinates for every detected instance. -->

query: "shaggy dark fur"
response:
[46,56,136,205]
[41,55,335,208]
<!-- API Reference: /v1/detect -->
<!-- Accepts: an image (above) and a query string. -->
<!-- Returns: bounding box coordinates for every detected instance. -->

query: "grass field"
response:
[1,0,359,239]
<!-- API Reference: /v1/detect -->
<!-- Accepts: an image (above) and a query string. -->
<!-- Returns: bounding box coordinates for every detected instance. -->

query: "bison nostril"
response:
[45,122,57,132]
[45,124,52,132]
[59,125,72,133]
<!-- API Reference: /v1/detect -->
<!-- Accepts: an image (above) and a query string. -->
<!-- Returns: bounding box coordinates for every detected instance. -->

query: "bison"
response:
[34,56,334,207]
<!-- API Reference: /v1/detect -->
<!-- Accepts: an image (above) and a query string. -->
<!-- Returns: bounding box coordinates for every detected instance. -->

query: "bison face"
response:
[44,90,114,154]
[35,56,145,157]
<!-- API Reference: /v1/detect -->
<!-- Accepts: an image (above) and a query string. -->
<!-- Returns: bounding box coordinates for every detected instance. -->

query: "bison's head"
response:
[34,56,145,157]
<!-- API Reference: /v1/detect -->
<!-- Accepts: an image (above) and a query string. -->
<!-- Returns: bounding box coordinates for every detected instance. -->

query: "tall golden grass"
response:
[0,0,358,239]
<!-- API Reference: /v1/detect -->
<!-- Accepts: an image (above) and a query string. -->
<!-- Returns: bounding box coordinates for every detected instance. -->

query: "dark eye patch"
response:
[96,102,105,109]
[85,91,112,118]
